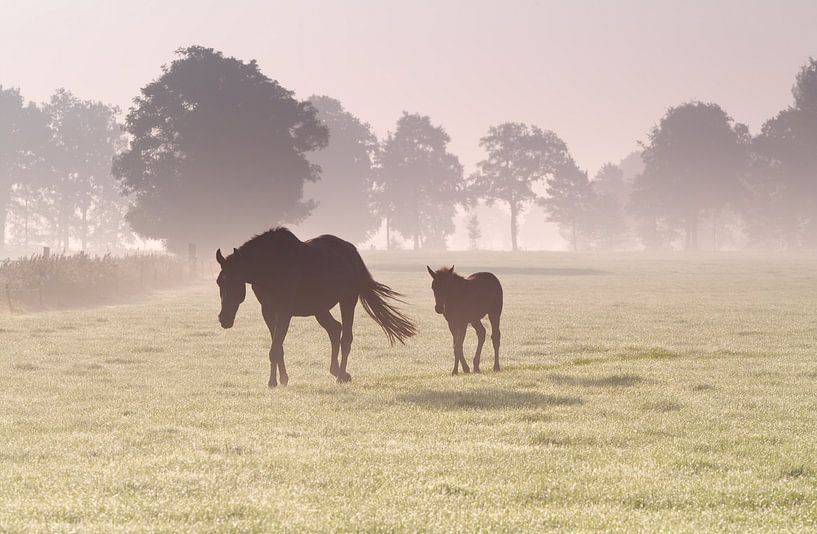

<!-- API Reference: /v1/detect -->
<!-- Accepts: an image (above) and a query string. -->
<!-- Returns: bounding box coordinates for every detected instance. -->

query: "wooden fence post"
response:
[188,243,197,280]
[42,246,50,259]
[5,282,12,314]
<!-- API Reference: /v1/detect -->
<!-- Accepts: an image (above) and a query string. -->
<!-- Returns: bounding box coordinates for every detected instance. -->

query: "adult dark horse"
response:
[216,228,416,387]
[427,266,503,375]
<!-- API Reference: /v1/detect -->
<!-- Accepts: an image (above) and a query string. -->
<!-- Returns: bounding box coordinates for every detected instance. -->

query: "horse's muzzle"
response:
[434,305,444,314]
[219,315,234,329]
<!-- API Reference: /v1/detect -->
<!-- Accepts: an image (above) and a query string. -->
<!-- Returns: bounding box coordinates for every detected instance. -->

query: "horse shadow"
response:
[397,388,583,410]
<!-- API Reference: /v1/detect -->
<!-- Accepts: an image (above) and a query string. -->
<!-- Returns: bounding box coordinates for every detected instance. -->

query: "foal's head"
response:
[427,265,458,315]
[216,248,247,329]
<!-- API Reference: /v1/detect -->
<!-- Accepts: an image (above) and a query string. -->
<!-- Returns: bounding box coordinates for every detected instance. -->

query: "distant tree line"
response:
[2,47,816,254]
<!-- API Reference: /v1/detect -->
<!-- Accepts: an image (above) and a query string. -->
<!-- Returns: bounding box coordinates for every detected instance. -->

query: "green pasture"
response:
[2,252,817,532]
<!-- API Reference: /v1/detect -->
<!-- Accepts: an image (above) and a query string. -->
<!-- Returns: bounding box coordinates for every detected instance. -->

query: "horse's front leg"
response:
[262,304,290,387]
[449,322,469,375]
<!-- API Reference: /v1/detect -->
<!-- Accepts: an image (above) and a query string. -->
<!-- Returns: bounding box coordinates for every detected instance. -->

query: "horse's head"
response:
[427,265,456,315]
[216,248,246,329]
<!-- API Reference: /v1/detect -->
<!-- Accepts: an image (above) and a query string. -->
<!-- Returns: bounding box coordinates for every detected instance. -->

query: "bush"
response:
[0,253,189,312]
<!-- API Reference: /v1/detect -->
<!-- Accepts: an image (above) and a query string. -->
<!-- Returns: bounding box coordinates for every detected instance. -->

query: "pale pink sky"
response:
[2,0,816,175]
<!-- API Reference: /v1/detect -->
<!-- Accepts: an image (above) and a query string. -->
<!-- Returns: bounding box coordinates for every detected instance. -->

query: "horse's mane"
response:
[237,227,301,257]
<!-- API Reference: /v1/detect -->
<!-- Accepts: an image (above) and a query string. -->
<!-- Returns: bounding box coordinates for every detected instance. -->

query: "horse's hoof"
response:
[473,367,481,374]
[493,365,501,372]
[451,370,458,376]
[462,367,471,374]
[336,372,352,384]
[268,381,278,388]
[279,376,289,386]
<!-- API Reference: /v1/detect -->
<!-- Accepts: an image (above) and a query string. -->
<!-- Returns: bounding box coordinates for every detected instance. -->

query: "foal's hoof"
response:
[493,364,501,372]
[268,380,278,388]
[336,372,352,384]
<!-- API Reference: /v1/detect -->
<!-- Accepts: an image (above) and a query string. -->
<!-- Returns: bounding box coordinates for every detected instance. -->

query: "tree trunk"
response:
[413,232,420,251]
[572,218,577,252]
[81,207,88,252]
[23,193,29,254]
[509,200,518,252]
[712,208,719,251]
[0,194,7,255]
[685,212,699,251]
[385,217,391,251]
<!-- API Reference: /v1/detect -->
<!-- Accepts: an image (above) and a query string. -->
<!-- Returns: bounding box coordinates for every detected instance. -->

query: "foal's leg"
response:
[315,310,342,377]
[449,322,469,375]
[337,297,356,383]
[471,320,486,373]
[489,311,501,372]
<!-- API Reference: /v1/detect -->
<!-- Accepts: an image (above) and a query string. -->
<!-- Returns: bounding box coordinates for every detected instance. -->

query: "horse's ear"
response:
[427,265,436,279]
[233,247,239,256]
[450,265,454,272]
[216,249,225,266]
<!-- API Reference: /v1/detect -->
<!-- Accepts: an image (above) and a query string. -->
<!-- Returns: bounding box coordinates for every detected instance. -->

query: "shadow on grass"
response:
[398,388,582,410]
[549,373,642,387]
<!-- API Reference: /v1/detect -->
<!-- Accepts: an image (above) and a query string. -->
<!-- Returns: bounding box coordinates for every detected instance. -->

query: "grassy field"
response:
[2,252,817,532]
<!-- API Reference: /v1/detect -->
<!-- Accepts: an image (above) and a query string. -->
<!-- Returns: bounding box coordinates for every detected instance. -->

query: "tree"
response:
[747,58,817,248]
[297,96,379,244]
[374,112,465,250]
[471,123,579,251]
[466,212,481,250]
[0,86,48,253]
[630,102,748,250]
[41,89,126,252]
[582,163,630,249]
[541,164,595,251]
[113,46,328,252]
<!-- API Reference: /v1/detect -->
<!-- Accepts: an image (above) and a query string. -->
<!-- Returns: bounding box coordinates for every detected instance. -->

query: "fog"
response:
[2,0,817,253]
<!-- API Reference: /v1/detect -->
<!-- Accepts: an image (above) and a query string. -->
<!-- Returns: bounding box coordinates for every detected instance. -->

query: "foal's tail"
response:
[352,255,416,345]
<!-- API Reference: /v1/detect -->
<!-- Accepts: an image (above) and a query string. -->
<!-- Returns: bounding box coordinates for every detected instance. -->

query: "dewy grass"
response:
[1,252,817,532]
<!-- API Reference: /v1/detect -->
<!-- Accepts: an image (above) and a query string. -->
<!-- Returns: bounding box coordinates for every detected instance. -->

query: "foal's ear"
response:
[426,265,436,279]
[216,248,225,266]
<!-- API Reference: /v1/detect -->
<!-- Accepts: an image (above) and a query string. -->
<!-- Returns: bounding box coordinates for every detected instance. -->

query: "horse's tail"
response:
[355,258,416,345]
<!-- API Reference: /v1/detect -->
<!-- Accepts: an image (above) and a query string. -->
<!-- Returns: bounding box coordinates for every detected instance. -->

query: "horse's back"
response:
[465,272,503,315]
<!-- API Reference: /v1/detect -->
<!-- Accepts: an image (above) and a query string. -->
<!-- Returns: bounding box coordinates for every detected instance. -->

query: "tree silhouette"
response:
[541,164,594,251]
[747,58,817,248]
[470,123,579,251]
[582,163,630,249]
[297,95,379,244]
[41,89,126,252]
[0,86,48,254]
[466,212,481,250]
[113,46,328,252]
[374,112,465,250]
[631,102,748,250]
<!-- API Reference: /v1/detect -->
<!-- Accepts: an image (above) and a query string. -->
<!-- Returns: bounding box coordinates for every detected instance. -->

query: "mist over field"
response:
[2,1,817,532]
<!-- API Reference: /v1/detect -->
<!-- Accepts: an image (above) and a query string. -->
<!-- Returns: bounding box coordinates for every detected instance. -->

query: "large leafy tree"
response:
[298,95,379,244]
[747,58,817,248]
[582,163,631,250]
[114,46,328,252]
[42,89,126,252]
[630,102,748,250]
[374,112,465,250]
[0,86,48,253]
[470,123,577,251]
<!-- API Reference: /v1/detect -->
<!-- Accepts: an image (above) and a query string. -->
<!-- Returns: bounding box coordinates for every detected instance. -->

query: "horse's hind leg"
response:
[316,310,342,377]
[337,296,356,383]
[471,320,486,373]
[489,311,501,372]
